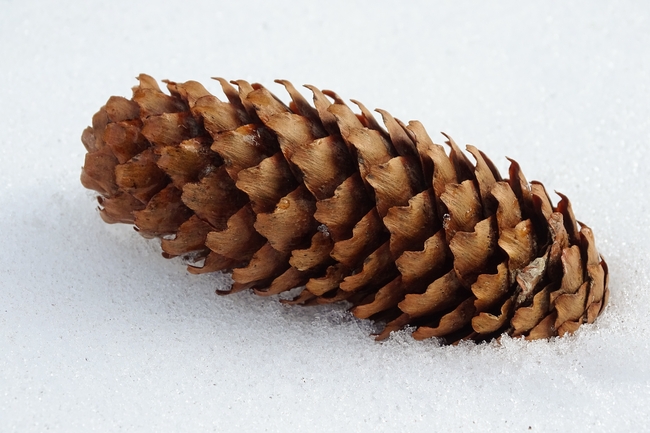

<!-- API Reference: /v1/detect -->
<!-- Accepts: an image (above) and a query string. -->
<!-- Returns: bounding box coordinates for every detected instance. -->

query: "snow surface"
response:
[1,1,649,431]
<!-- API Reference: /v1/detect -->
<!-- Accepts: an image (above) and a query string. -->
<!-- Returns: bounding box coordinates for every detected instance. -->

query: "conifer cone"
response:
[80,74,609,344]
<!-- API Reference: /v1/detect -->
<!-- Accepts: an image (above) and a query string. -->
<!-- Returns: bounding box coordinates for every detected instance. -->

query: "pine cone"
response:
[80,74,609,344]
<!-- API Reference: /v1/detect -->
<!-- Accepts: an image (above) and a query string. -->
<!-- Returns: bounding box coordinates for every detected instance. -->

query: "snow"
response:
[1,1,649,431]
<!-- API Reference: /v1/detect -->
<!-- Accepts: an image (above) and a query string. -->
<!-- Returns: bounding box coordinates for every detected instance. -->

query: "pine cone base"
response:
[80,74,609,344]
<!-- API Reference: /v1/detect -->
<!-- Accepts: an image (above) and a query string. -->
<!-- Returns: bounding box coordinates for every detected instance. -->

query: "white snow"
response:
[1,1,649,431]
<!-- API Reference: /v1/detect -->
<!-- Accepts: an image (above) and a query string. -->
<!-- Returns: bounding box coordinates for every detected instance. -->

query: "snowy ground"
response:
[1,1,649,431]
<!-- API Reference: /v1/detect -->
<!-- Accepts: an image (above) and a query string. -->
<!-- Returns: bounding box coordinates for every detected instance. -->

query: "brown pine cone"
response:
[80,74,609,344]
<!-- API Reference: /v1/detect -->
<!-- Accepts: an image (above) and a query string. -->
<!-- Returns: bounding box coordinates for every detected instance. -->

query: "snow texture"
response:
[1,1,649,431]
